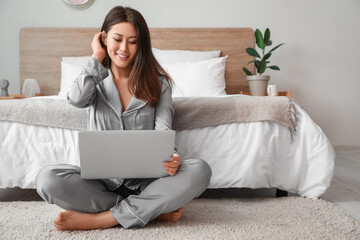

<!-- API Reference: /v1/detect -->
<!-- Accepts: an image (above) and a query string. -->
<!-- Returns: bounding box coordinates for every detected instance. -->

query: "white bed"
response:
[0,95,334,199]
[0,28,335,199]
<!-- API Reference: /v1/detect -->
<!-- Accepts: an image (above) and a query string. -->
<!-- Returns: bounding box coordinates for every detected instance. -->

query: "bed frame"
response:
[20,28,254,96]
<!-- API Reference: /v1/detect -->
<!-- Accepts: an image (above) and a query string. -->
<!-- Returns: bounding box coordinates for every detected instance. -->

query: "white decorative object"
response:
[267,84,278,96]
[22,79,40,97]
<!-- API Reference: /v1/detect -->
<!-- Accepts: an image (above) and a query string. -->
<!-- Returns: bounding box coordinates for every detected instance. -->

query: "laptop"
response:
[78,130,176,179]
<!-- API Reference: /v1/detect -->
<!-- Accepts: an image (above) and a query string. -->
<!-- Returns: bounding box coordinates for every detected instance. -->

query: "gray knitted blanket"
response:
[0,96,298,134]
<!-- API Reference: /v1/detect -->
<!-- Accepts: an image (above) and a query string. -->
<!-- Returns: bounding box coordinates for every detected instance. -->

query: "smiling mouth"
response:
[116,53,129,60]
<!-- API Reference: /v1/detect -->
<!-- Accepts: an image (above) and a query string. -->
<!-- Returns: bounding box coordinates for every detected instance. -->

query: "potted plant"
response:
[243,28,284,96]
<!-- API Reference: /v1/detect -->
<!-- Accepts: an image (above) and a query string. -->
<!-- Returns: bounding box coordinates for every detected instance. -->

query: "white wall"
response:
[0,0,359,147]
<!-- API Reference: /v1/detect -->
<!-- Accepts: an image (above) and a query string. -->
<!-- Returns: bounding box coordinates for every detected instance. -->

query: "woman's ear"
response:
[102,33,107,46]
[100,32,107,48]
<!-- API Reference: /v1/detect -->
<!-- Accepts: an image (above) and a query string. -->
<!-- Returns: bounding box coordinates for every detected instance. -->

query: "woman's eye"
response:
[113,38,121,42]
[129,41,137,45]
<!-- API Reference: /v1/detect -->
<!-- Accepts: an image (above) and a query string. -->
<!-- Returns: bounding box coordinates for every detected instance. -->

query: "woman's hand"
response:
[91,32,107,63]
[163,154,181,176]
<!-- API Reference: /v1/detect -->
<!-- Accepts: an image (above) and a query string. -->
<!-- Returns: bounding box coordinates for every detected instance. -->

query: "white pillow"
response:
[62,56,91,67]
[62,49,221,67]
[59,52,226,98]
[58,61,83,99]
[152,48,221,65]
[162,56,228,97]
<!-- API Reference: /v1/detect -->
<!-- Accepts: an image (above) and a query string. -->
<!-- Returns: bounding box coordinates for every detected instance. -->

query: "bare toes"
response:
[173,213,182,221]
[54,212,67,230]
[54,213,63,224]
[54,221,64,231]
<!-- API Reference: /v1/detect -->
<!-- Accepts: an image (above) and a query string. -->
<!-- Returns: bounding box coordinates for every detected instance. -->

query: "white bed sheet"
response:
[0,98,335,198]
[176,103,335,198]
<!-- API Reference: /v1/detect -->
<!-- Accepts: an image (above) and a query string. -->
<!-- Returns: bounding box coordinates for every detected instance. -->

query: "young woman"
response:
[35,6,212,230]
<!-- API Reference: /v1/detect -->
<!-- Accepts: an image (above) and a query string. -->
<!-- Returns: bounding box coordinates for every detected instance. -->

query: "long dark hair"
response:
[101,6,171,107]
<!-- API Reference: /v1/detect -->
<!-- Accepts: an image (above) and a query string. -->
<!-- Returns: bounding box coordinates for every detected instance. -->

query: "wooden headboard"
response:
[20,28,254,95]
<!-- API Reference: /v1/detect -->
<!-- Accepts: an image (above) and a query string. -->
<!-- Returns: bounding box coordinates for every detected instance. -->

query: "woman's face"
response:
[105,22,138,72]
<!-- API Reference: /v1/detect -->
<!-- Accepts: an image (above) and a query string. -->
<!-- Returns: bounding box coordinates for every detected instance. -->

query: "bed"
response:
[0,28,335,199]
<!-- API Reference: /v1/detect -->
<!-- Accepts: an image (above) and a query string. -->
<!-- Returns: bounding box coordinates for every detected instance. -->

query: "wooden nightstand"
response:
[0,94,41,100]
[0,94,26,100]
[239,90,292,97]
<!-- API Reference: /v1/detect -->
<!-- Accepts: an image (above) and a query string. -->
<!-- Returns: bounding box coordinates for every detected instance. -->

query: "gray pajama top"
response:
[67,57,177,191]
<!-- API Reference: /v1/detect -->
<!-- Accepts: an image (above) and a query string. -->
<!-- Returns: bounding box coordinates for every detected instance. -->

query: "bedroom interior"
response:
[0,0,359,239]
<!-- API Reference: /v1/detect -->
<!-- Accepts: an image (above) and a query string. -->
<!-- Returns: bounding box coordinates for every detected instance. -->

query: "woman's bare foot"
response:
[54,210,118,231]
[54,208,184,231]
[156,208,184,222]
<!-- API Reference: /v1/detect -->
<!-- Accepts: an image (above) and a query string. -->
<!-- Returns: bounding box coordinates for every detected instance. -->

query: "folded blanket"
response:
[0,98,87,131]
[0,95,298,135]
[173,96,299,134]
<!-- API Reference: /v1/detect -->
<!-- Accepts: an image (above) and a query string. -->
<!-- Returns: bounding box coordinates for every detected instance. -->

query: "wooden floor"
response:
[1,148,359,221]
[322,147,360,221]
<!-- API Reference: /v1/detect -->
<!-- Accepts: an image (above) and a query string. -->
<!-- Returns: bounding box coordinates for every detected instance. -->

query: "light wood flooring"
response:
[322,147,360,221]
[1,148,359,221]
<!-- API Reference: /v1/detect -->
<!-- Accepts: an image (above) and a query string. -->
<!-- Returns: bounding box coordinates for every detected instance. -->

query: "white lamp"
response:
[22,78,40,97]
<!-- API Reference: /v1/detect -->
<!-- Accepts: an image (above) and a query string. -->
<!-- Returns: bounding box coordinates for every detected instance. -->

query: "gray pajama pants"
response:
[35,158,212,229]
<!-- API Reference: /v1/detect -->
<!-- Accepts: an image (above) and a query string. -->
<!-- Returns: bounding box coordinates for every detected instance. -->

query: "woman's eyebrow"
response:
[113,33,136,38]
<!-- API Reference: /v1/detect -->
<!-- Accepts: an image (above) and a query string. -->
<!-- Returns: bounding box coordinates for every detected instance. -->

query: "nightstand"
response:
[0,94,41,100]
[0,94,26,100]
[239,90,292,97]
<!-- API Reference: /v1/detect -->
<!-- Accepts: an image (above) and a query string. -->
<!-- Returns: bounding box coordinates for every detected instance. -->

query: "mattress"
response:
[0,98,335,198]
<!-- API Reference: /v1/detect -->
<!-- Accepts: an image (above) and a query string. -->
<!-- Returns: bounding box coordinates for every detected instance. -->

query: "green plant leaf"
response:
[264,28,270,44]
[243,67,253,76]
[264,52,272,60]
[269,43,285,53]
[248,60,261,65]
[246,48,260,58]
[269,65,280,70]
[266,40,272,46]
[259,59,267,74]
[254,60,260,69]
[255,29,265,50]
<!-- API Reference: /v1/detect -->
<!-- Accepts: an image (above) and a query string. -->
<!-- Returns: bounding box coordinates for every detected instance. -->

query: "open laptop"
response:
[78,130,175,179]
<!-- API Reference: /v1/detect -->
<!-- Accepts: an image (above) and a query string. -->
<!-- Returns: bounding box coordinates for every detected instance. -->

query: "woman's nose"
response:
[120,41,128,52]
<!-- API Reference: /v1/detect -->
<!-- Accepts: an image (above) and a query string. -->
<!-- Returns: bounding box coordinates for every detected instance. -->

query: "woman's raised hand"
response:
[163,154,181,176]
[91,32,107,63]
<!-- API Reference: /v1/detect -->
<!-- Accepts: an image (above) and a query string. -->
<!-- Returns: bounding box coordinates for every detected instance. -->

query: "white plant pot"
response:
[247,75,270,96]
